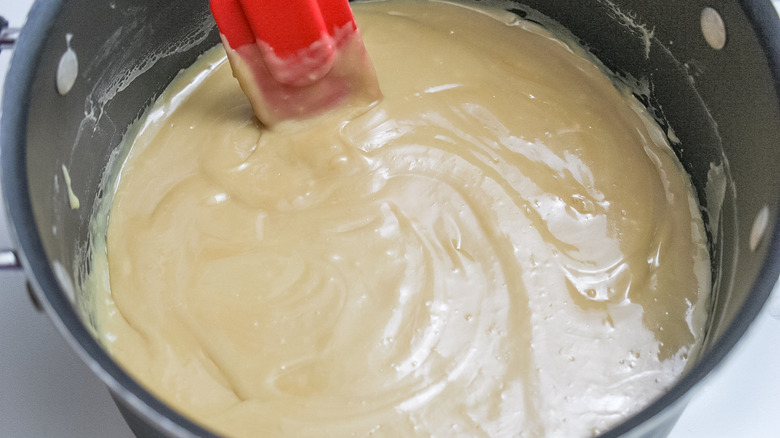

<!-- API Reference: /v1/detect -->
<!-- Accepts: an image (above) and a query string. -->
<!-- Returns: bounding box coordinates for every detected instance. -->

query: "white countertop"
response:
[1,1,779,437]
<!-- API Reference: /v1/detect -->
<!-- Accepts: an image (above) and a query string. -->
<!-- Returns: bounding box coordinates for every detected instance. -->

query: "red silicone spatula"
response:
[210,0,382,125]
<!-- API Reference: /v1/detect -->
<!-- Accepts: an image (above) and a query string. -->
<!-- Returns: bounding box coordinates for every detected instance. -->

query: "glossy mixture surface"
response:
[90,1,711,436]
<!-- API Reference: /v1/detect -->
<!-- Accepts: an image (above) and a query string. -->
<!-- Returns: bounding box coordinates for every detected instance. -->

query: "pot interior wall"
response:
[22,0,220,325]
[12,0,780,436]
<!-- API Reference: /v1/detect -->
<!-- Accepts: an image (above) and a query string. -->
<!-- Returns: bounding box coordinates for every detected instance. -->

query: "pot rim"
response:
[1,0,778,437]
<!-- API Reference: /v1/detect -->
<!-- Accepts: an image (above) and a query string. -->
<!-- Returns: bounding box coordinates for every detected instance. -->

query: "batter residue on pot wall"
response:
[88,1,711,437]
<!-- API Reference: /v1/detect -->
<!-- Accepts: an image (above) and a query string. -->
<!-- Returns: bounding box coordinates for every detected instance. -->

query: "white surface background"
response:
[1,1,779,437]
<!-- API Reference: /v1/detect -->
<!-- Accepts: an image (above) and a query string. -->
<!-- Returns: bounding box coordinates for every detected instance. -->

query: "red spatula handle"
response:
[210,0,381,124]
[315,0,358,36]
[211,0,358,85]
[210,0,255,49]
[239,0,329,58]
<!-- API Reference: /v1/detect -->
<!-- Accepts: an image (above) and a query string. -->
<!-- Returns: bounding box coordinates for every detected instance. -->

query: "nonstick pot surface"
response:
[2,0,779,437]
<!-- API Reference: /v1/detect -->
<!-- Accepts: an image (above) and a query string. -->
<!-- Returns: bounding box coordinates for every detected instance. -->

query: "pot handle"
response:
[0,16,19,51]
[1,12,28,271]
[0,16,38,313]
[0,249,42,311]
[0,250,20,269]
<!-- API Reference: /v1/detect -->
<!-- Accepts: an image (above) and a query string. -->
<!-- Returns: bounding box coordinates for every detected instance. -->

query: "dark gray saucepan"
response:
[2,0,779,436]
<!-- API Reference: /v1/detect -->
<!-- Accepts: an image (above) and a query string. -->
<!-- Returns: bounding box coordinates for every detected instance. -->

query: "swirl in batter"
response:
[90,1,711,437]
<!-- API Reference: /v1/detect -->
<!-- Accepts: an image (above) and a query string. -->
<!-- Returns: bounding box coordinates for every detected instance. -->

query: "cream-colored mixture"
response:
[90,1,711,437]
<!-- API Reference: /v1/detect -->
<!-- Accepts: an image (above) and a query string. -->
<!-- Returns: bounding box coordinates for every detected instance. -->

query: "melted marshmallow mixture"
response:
[90,1,711,437]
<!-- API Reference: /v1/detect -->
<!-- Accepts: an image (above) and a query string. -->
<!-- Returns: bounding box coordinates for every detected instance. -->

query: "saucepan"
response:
[1,0,779,436]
